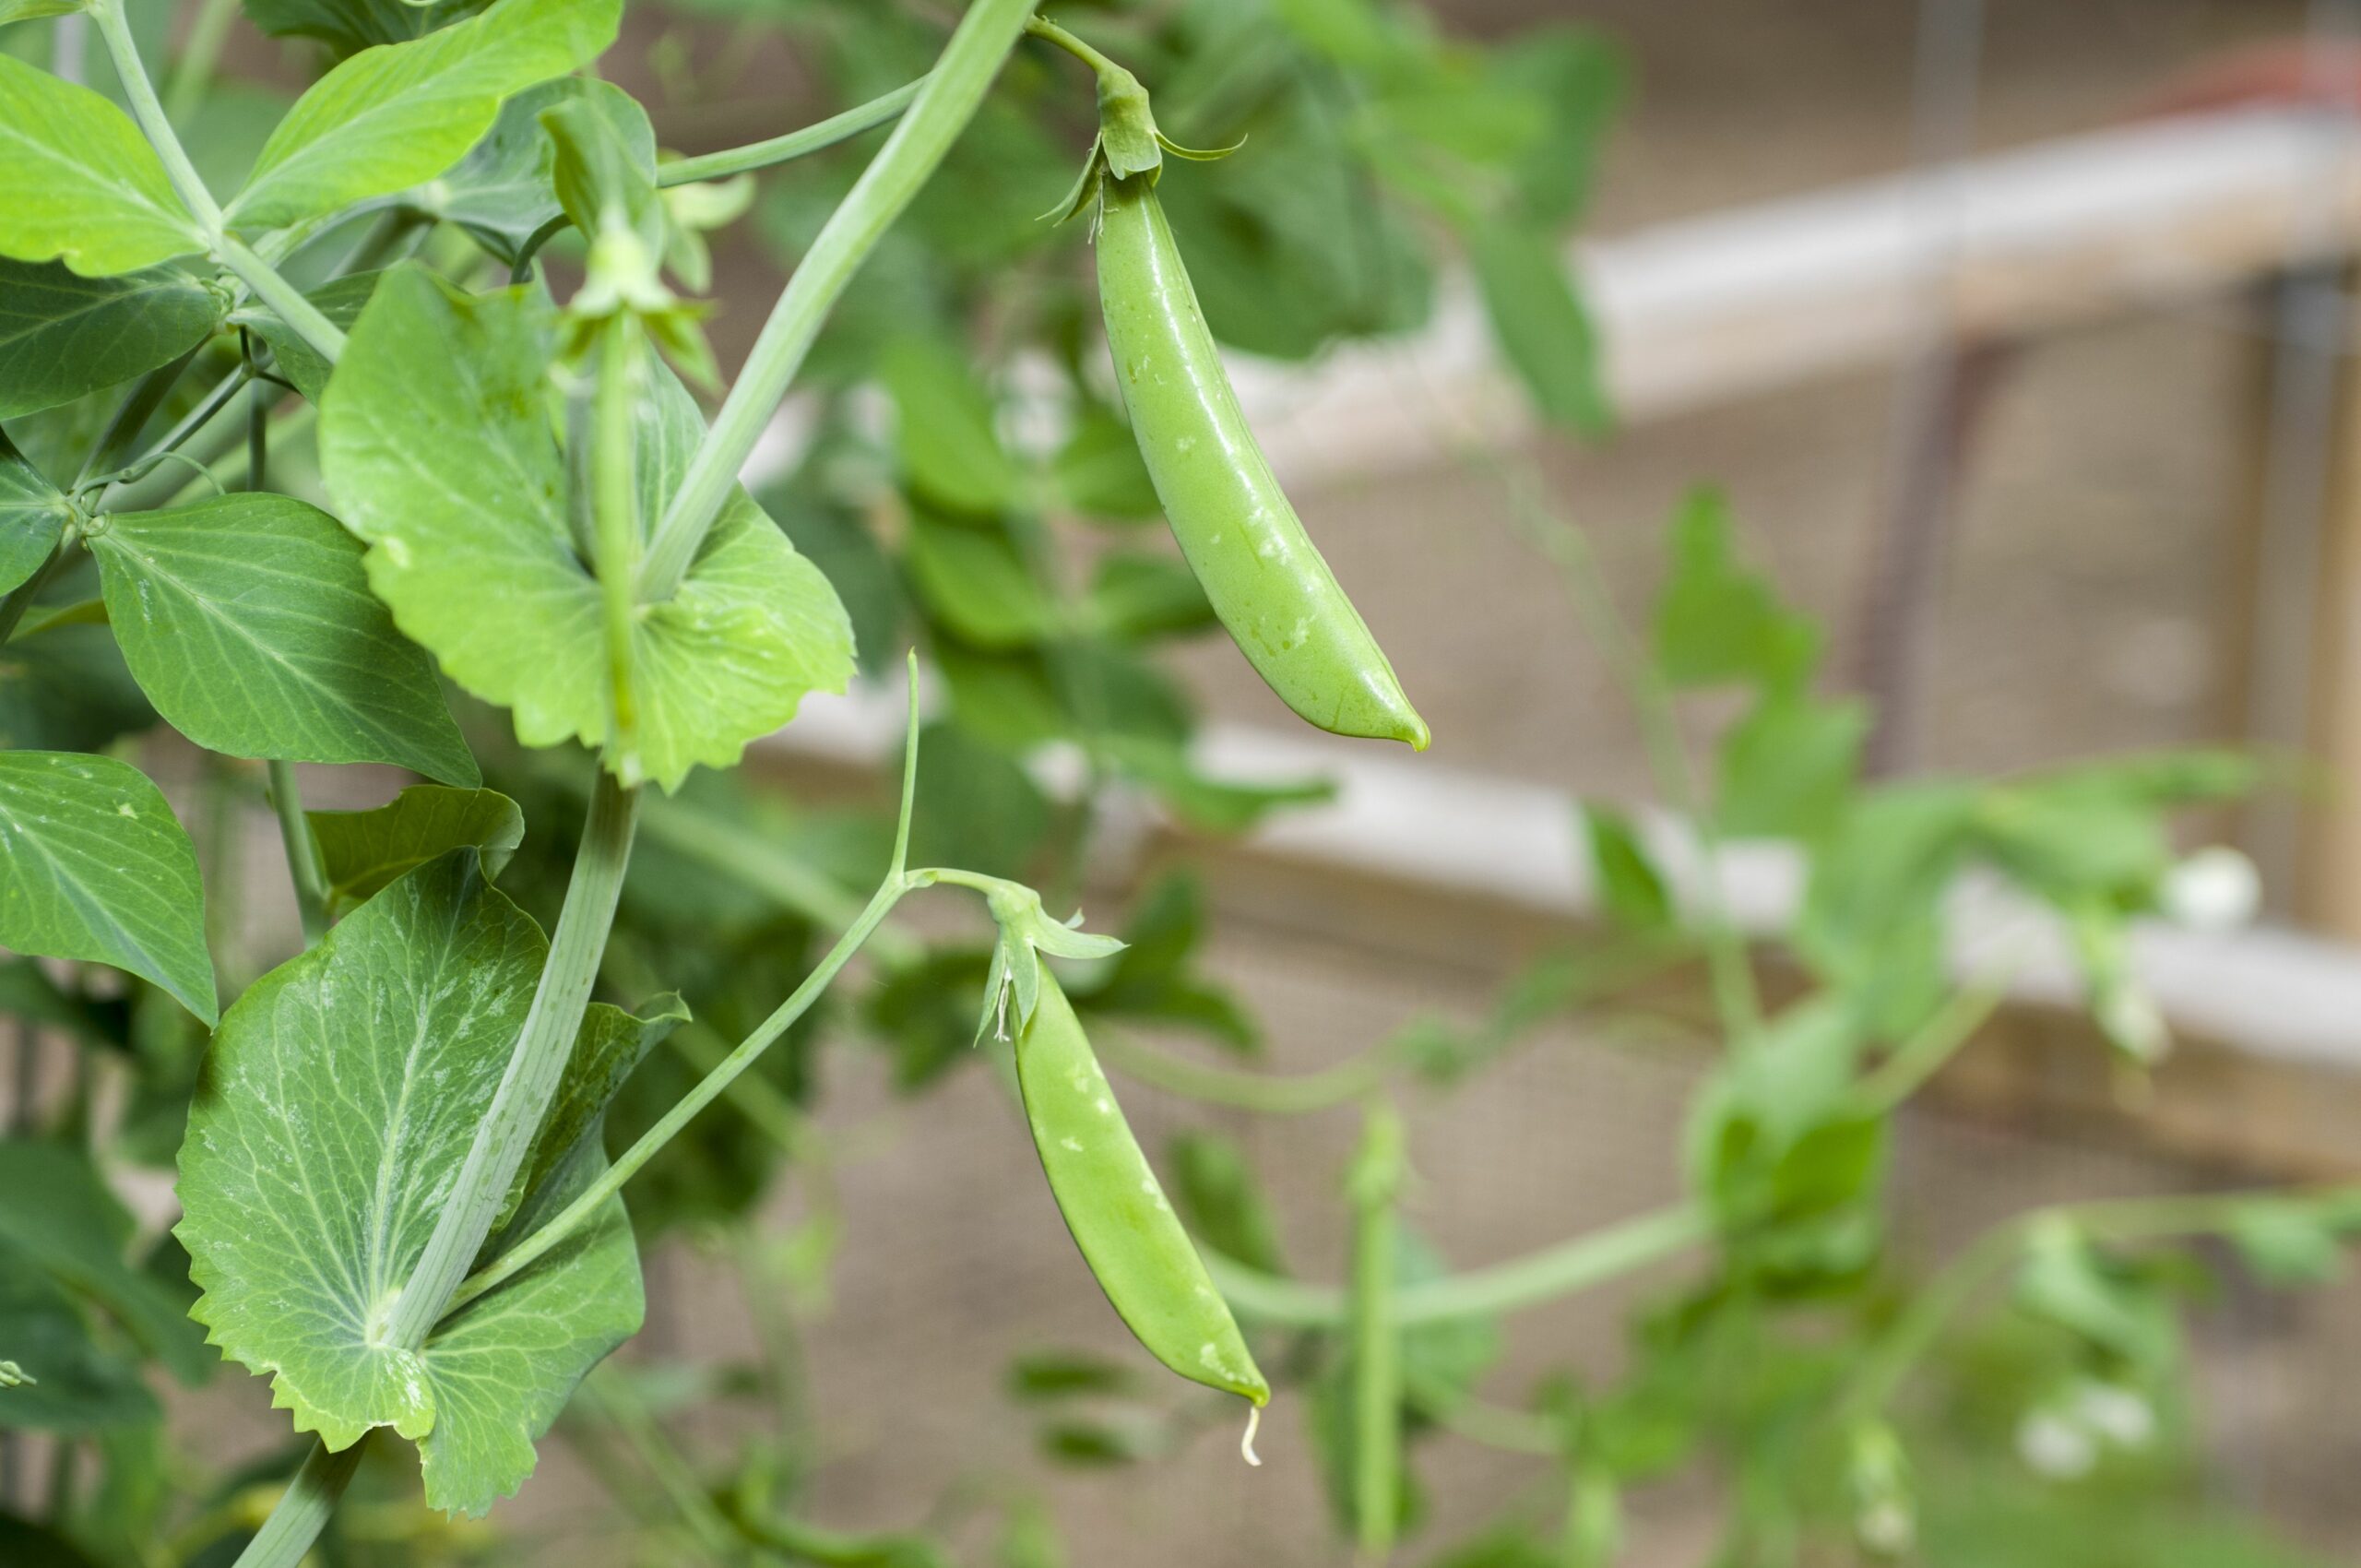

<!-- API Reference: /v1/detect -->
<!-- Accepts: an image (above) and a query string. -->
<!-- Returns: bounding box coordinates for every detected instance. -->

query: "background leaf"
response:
[0,752,214,1023]
[307,785,525,919]
[0,53,204,275]
[424,77,648,265]
[0,428,67,592]
[226,0,621,231]
[230,269,382,402]
[0,258,224,420]
[89,493,478,784]
[243,0,493,57]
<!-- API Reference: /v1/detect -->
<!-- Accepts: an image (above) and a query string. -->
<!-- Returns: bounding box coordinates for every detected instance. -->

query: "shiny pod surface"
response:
[1096,172,1429,750]
[1015,964,1269,1406]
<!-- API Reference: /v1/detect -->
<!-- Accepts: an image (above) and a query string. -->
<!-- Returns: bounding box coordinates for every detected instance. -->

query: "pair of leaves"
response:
[319,267,855,791]
[177,849,674,1516]
[0,0,616,277]
[86,492,478,785]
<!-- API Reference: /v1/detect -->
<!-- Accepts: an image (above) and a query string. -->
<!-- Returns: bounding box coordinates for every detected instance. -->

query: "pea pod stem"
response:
[636,0,1038,602]
[658,77,928,186]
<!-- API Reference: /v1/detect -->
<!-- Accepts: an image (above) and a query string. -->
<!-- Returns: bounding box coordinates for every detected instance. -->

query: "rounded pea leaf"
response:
[319,266,854,791]
[0,54,206,276]
[0,752,215,1024]
[226,0,622,232]
[176,851,658,1514]
[87,493,479,785]
[0,258,226,421]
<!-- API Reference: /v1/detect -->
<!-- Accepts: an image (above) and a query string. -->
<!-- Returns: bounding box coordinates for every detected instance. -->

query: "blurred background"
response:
[16,0,2361,1564]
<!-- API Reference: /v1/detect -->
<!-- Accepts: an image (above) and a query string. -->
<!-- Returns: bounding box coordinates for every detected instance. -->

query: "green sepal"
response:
[961,877,1125,1043]
[1043,61,1239,229]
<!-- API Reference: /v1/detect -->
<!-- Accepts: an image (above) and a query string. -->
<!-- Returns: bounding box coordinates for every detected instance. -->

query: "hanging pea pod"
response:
[1095,172,1430,751]
[1014,960,1271,1431]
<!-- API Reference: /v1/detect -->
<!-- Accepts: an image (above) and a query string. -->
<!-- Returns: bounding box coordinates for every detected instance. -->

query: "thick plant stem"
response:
[658,78,927,185]
[636,0,1038,600]
[89,0,222,234]
[267,762,328,948]
[452,865,909,1312]
[451,656,928,1312]
[231,1437,369,1568]
[384,767,641,1347]
[593,320,642,754]
[1349,1102,1405,1562]
[1207,1202,1711,1328]
[217,237,346,363]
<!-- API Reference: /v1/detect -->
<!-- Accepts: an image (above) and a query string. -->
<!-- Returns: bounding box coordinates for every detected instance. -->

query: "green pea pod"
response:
[1014,962,1272,1433]
[1096,172,1430,752]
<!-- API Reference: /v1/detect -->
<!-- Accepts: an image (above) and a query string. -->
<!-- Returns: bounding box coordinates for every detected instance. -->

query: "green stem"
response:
[267,762,328,948]
[383,766,641,1346]
[593,318,642,757]
[1349,1101,1404,1562]
[658,77,928,186]
[75,350,202,489]
[229,1437,369,1568]
[448,659,928,1313]
[163,0,242,125]
[636,0,1038,600]
[1097,1028,1387,1114]
[1849,969,2010,1115]
[1208,1202,1710,1328]
[217,236,346,364]
[161,401,315,508]
[1022,15,1124,78]
[89,0,222,233]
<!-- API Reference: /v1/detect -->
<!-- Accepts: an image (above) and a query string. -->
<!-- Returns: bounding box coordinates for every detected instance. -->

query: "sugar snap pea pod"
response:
[1096,172,1430,751]
[1014,962,1272,1433]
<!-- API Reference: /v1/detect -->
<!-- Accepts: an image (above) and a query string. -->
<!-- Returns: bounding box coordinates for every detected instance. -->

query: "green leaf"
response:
[225,0,622,232]
[2226,1199,2350,1288]
[0,2,86,27]
[540,83,660,251]
[319,267,853,790]
[422,77,650,265]
[906,719,1048,880]
[176,851,654,1514]
[0,1515,106,1568]
[0,53,205,276]
[1467,218,1609,433]
[1052,402,1160,522]
[0,1140,214,1384]
[0,1242,160,1431]
[1168,1131,1287,1274]
[1584,804,1671,930]
[903,515,1053,648]
[1715,691,1868,841]
[0,257,225,420]
[307,784,525,919]
[230,268,383,402]
[1651,491,1814,692]
[880,335,1022,516]
[2014,1222,2181,1373]
[0,621,156,752]
[243,0,494,57]
[89,493,477,783]
[0,752,214,1023]
[0,428,68,593]
[1084,551,1215,640]
[1098,734,1335,834]
[1005,1348,1140,1402]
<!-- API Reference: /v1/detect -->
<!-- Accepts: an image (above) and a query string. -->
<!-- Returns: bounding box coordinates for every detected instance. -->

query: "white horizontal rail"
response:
[758,686,2361,1072]
[1236,105,2361,482]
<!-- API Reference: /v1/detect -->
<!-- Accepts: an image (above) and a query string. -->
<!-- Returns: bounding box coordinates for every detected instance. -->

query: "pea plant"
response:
[0,0,1592,1559]
[0,2,2349,1566]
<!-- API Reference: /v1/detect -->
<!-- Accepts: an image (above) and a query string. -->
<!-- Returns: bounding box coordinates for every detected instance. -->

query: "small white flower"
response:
[2097,981,2170,1064]
[2017,1409,2098,1479]
[1857,1498,1916,1556]
[2161,847,2261,932]
[2074,1382,2155,1449]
